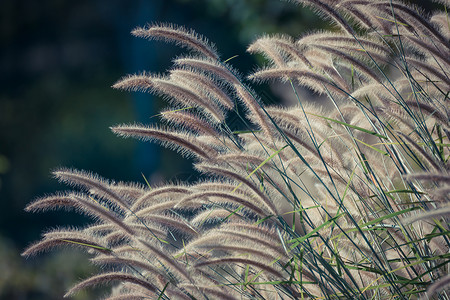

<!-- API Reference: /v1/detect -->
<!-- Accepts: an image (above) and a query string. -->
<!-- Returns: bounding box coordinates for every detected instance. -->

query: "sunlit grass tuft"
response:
[24,0,449,299]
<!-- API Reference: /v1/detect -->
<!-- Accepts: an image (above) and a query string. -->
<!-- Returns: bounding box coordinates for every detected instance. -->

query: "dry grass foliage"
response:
[24,0,449,299]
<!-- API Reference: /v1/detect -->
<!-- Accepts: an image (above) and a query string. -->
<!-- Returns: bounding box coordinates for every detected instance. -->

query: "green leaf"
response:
[223,54,239,63]
[361,206,420,228]
[141,172,152,190]
[254,215,274,225]
[354,138,389,156]
[233,145,288,193]
[223,205,244,222]
[282,205,320,215]
[288,213,344,248]
[157,282,169,300]
[61,240,112,252]
[306,112,388,139]
[232,130,262,134]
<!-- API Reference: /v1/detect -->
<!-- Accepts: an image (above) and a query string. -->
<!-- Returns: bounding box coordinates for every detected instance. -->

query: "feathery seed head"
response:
[132,23,219,60]
[25,1,450,298]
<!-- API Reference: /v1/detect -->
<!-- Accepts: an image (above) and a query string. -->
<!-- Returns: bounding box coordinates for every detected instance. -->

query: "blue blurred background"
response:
[0,0,437,298]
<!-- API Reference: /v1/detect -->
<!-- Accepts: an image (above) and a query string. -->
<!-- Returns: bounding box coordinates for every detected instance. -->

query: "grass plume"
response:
[24,0,449,299]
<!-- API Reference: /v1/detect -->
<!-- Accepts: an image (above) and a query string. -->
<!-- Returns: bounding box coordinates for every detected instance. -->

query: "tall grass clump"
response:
[24,1,449,299]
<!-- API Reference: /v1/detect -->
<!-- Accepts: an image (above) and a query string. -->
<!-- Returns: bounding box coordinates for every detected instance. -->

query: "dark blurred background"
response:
[0,0,322,298]
[0,0,439,298]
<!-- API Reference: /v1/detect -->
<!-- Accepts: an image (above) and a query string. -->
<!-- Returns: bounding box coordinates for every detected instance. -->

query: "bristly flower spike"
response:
[132,23,219,60]
[111,124,218,160]
[113,73,226,123]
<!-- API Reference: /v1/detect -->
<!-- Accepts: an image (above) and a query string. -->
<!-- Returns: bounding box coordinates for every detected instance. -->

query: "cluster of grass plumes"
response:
[24,0,449,299]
